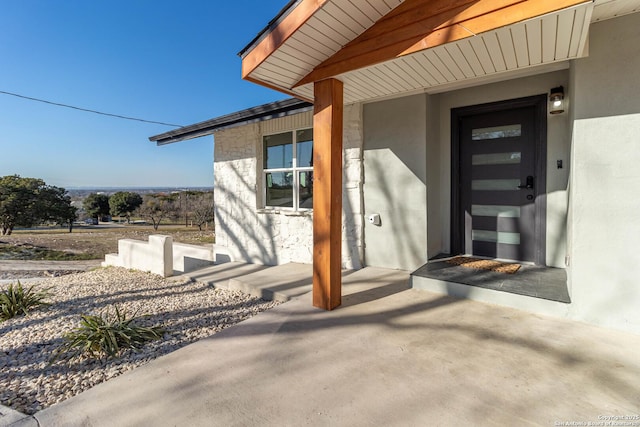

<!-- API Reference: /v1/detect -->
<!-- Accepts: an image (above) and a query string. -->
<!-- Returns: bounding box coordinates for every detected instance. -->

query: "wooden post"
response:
[313,78,343,310]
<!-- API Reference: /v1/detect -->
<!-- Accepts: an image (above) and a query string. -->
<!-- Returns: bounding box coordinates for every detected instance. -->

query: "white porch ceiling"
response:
[245,0,640,104]
[592,0,640,21]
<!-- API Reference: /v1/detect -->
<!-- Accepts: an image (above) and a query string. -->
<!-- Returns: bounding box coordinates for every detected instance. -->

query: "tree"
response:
[0,175,43,235]
[189,191,215,231]
[109,191,142,223]
[38,185,78,233]
[0,175,76,235]
[136,194,179,230]
[83,193,110,221]
[177,190,199,227]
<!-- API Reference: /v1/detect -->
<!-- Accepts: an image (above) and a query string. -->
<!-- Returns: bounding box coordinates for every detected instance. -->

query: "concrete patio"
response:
[7,263,640,426]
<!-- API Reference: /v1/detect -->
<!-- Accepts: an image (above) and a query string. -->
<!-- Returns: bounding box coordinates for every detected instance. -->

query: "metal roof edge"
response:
[237,0,301,58]
[149,98,313,146]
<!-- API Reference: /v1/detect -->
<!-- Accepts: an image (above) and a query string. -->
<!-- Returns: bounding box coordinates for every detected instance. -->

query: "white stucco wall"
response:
[567,12,640,333]
[213,106,364,268]
[362,94,428,271]
[102,235,173,277]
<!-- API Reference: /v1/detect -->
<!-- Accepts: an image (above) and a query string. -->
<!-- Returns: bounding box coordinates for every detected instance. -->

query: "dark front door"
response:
[453,96,546,264]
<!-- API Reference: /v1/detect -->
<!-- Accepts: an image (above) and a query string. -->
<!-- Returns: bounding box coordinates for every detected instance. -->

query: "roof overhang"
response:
[240,0,639,104]
[149,98,312,146]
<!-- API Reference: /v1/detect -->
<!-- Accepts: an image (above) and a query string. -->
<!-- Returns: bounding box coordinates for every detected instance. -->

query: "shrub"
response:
[53,306,164,361]
[0,281,51,321]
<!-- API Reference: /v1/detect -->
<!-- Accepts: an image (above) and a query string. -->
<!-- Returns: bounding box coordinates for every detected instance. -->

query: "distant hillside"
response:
[67,187,214,221]
[67,187,213,198]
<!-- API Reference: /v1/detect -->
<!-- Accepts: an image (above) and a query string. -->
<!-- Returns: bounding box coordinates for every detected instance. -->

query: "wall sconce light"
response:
[549,86,565,114]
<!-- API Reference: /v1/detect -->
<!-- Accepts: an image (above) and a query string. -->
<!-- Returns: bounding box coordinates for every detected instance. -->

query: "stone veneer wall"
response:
[213,104,364,269]
[342,104,364,269]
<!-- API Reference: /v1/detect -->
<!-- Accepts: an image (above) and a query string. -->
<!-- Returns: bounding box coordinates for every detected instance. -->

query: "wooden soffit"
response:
[295,0,592,88]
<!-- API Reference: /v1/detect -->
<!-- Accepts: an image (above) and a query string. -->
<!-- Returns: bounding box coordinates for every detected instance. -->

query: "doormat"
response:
[446,256,521,274]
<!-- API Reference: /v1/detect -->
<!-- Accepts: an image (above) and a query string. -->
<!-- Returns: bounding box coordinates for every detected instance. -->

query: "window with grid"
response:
[263,129,313,210]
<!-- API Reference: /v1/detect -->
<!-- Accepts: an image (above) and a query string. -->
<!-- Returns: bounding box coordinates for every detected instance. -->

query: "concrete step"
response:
[178,262,269,290]
[411,273,571,318]
[180,262,410,305]
[227,263,313,302]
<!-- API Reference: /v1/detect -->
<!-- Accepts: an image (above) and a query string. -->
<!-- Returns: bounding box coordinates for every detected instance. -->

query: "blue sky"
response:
[0,1,288,188]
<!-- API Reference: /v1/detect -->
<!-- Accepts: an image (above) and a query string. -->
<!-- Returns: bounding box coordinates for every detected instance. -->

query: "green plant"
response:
[0,281,51,320]
[53,306,164,361]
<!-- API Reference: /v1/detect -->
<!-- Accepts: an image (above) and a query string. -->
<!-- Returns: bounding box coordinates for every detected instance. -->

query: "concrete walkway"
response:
[0,260,102,271]
[0,260,102,284]
[8,263,640,426]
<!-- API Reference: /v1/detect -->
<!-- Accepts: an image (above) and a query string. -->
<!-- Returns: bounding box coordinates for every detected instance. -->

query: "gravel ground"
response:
[0,267,280,415]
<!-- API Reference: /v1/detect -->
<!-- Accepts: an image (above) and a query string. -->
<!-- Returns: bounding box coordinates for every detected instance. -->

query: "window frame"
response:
[262,128,313,211]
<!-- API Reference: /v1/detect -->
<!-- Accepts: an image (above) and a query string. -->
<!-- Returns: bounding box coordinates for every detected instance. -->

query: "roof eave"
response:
[149,98,313,146]
[237,0,301,59]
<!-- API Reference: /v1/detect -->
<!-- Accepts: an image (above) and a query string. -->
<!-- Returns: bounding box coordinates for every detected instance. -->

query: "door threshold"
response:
[412,255,570,303]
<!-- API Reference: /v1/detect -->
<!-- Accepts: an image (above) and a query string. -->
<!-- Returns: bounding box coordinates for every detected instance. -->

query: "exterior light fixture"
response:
[549,86,565,114]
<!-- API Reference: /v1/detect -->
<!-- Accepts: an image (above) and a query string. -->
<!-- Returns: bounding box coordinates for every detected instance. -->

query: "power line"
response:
[0,89,183,127]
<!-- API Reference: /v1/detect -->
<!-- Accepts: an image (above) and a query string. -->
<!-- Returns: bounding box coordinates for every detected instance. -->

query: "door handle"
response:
[518,175,534,189]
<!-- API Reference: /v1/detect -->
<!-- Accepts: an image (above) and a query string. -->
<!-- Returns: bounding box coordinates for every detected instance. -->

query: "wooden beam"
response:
[242,0,328,79]
[295,0,589,87]
[243,75,313,103]
[312,78,343,311]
